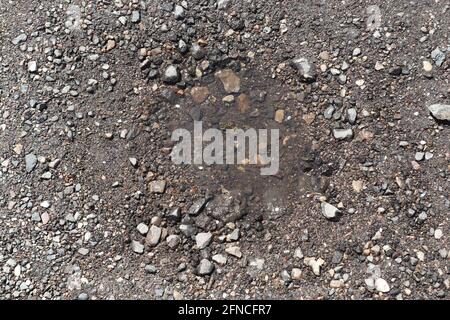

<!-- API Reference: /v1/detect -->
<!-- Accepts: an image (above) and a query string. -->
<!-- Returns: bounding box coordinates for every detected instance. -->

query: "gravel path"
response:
[0,0,448,300]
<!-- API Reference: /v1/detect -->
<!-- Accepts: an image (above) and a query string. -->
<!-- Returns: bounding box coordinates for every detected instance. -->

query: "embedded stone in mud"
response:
[291,57,317,82]
[206,190,247,223]
[190,86,210,104]
[236,93,251,113]
[215,69,241,93]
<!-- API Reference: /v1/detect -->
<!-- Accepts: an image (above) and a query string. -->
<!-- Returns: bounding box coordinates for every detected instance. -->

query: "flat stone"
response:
[330,280,344,288]
[166,234,181,249]
[149,180,166,193]
[131,240,144,254]
[347,108,357,124]
[375,278,390,293]
[428,104,450,121]
[291,268,302,280]
[40,201,51,208]
[303,113,316,125]
[338,74,347,84]
[206,191,246,223]
[415,152,425,161]
[321,202,341,220]
[352,180,364,193]
[212,254,227,265]
[319,51,330,60]
[215,69,241,93]
[41,172,52,180]
[375,61,384,70]
[275,109,285,123]
[13,144,23,155]
[332,128,353,140]
[225,246,242,258]
[12,34,27,45]
[118,16,127,25]
[188,198,207,216]
[249,258,265,270]
[25,154,37,172]
[137,223,149,235]
[78,293,89,300]
[145,225,162,246]
[49,159,60,169]
[78,248,89,256]
[195,232,212,249]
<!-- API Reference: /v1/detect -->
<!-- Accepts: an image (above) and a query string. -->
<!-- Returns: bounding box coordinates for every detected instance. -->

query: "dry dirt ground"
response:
[0,0,449,300]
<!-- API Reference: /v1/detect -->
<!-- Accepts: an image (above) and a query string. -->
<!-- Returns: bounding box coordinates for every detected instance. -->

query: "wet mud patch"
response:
[164,66,323,226]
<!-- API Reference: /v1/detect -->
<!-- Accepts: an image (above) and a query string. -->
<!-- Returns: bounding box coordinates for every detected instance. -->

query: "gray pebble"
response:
[131,11,140,23]
[428,104,450,121]
[173,5,185,20]
[131,240,144,254]
[162,65,181,84]
[197,259,214,276]
[28,61,37,73]
[25,154,37,173]
[332,128,353,140]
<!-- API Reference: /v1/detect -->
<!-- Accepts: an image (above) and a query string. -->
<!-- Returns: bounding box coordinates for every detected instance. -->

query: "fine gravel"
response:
[0,0,449,300]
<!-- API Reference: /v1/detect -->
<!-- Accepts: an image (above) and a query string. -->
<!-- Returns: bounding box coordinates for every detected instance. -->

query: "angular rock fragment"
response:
[195,232,212,249]
[188,198,207,216]
[225,246,242,258]
[162,65,181,84]
[197,259,214,276]
[321,202,341,220]
[428,104,450,121]
[304,257,325,276]
[291,57,317,82]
